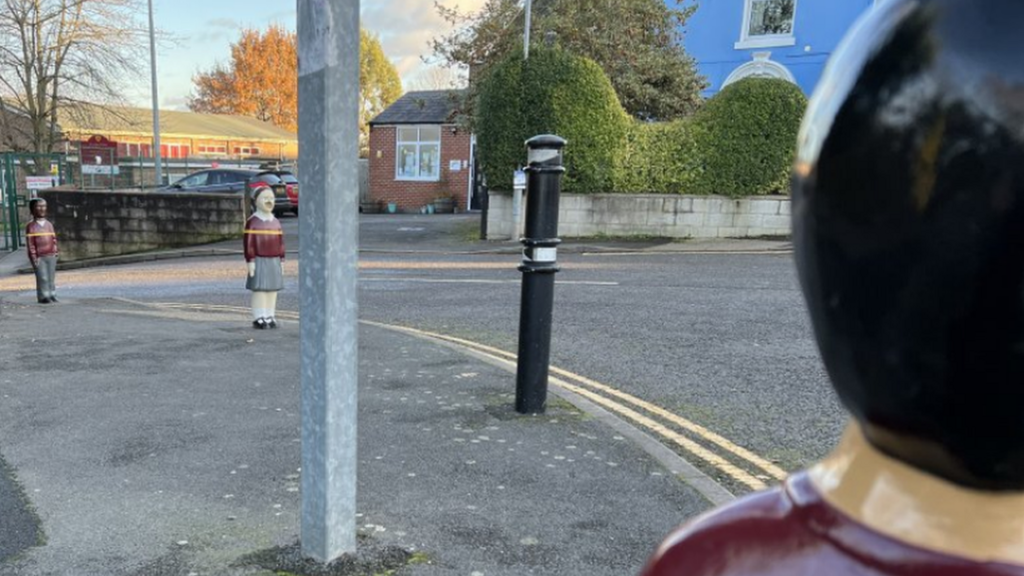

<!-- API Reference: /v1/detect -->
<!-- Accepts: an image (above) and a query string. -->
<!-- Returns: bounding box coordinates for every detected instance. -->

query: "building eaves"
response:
[57,105,297,142]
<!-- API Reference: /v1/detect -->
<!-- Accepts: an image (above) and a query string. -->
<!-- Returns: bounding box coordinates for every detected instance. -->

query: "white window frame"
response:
[736,0,797,50]
[395,125,442,182]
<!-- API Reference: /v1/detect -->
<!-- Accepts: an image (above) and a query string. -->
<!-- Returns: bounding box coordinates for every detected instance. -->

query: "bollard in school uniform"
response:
[26,198,59,304]
[244,186,285,329]
[641,1,1024,574]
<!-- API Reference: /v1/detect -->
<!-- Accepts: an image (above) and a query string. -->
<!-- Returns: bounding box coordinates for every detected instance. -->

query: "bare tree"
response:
[408,66,466,92]
[0,0,148,161]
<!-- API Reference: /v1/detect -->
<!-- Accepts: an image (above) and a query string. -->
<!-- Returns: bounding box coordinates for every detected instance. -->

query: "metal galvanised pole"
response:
[524,0,532,60]
[298,0,360,563]
[148,0,163,187]
[515,135,566,414]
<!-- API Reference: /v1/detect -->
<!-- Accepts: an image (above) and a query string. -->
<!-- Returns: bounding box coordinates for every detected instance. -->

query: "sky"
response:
[135,0,486,110]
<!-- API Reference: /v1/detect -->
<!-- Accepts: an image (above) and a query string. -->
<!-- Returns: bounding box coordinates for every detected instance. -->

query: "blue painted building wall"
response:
[681,0,875,97]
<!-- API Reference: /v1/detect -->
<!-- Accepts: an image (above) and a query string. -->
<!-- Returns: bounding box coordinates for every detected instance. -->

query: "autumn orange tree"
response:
[189,25,298,132]
[189,26,402,152]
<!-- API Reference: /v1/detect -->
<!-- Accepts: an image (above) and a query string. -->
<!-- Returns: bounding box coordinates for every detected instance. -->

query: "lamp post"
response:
[147,0,162,187]
[524,0,532,60]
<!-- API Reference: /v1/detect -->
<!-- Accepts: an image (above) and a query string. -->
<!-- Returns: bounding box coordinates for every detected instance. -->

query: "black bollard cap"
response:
[525,134,567,150]
[793,0,1024,489]
[525,135,566,168]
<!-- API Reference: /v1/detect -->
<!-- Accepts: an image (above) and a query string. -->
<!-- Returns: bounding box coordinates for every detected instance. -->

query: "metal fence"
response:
[70,154,276,191]
[1,151,300,252]
[0,152,70,251]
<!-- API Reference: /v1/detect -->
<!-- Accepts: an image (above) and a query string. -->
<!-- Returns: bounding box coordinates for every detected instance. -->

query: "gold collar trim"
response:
[809,422,1024,565]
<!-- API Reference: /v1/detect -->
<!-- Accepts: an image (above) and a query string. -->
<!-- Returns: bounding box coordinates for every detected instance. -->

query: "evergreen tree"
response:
[430,0,706,123]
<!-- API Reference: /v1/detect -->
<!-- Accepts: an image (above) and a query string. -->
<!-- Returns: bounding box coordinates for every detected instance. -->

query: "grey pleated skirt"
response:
[246,257,284,291]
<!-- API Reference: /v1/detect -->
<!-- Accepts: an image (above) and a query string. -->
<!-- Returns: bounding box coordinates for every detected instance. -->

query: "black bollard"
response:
[515,135,566,414]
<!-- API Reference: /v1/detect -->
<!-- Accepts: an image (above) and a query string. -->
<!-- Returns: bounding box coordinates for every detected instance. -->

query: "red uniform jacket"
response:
[243,215,285,261]
[641,472,1024,576]
[26,219,58,266]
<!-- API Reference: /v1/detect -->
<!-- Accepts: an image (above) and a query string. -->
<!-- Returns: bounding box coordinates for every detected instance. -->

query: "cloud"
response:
[161,95,190,111]
[267,9,296,23]
[206,18,240,29]
[361,0,487,86]
[193,17,242,43]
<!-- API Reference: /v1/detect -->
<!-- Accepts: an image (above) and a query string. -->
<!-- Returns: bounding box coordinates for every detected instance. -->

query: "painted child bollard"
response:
[641,1,1024,574]
[26,198,59,304]
[244,186,285,329]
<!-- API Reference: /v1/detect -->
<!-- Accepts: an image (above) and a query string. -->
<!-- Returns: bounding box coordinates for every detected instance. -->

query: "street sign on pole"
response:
[513,168,526,239]
[297,0,360,563]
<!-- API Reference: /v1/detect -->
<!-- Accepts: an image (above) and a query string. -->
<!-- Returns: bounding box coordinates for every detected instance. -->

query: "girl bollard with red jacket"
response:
[26,198,59,304]
[641,1,1024,574]
[244,186,285,329]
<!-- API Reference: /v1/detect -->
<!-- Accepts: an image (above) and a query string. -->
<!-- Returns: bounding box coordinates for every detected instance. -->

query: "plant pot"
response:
[433,197,454,214]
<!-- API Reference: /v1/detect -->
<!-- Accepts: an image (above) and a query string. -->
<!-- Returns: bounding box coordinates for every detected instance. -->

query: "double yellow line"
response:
[149,302,787,491]
[361,320,787,491]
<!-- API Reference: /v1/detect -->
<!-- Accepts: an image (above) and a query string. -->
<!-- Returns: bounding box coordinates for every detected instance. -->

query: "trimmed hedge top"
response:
[477,47,629,193]
[478,60,807,197]
[691,78,808,196]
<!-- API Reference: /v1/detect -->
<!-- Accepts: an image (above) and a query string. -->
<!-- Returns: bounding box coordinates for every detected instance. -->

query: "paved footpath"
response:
[0,292,713,576]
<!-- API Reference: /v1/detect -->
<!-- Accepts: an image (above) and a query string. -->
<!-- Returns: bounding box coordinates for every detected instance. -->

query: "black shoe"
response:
[267,318,278,329]
[38,298,50,304]
[253,318,267,329]
[49,296,58,303]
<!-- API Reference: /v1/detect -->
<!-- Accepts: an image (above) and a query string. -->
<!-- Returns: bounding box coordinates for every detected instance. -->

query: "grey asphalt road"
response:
[0,297,710,575]
[0,454,40,563]
[8,213,846,493]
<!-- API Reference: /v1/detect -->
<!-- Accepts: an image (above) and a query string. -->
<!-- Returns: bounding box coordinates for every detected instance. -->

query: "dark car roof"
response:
[160,168,283,191]
[214,168,261,175]
[175,168,280,179]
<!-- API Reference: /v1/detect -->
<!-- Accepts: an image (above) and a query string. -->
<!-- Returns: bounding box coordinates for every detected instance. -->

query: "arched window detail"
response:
[723,52,797,88]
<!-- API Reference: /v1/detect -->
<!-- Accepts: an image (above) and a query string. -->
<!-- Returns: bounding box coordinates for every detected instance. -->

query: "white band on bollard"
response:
[523,247,557,263]
[527,148,559,164]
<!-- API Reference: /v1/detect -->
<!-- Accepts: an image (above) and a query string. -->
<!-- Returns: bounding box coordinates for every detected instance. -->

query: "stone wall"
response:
[485,192,791,240]
[38,189,244,261]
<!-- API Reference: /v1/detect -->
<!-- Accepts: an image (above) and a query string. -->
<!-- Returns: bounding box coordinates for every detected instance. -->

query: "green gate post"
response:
[3,153,20,250]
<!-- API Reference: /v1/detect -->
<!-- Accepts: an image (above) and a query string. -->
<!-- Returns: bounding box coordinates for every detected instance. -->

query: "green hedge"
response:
[476,47,629,193]
[475,53,524,191]
[690,78,807,196]
[479,61,806,196]
[613,120,699,194]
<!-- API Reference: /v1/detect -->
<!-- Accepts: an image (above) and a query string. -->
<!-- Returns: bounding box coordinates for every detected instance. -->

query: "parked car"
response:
[161,168,293,215]
[264,170,299,214]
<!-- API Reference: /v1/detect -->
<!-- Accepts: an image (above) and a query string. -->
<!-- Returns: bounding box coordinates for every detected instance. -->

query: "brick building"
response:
[368,90,475,213]
[57,104,298,161]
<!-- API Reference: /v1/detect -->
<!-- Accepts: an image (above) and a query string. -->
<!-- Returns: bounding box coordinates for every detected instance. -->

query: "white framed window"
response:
[736,0,797,50]
[395,125,441,181]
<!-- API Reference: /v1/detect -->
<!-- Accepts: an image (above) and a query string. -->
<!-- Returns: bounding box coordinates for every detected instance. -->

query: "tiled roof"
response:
[369,90,465,126]
[57,105,296,142]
